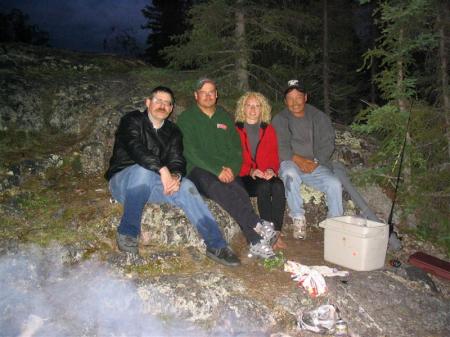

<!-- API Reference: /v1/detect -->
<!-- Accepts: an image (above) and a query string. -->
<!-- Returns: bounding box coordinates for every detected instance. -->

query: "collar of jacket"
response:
[235,121,268,129]
[143,109,167,130]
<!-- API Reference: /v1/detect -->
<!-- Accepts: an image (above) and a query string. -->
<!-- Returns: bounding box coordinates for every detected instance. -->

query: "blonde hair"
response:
[235,92,272,124]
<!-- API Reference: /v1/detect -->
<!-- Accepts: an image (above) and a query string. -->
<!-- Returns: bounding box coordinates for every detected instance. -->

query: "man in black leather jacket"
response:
[105,86,240,266]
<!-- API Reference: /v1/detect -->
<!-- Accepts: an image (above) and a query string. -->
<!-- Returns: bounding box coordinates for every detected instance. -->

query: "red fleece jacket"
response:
[235,122,280,176]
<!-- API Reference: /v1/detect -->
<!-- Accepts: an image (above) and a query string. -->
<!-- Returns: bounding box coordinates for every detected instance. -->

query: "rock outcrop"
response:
[4,43,448,337]
[140,201,242,250]
[137,272,277,332]
[0,43,378,225]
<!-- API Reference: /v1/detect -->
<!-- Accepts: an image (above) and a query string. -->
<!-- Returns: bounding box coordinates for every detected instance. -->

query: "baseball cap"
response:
[195,77,216,90]
[284,79,306,97]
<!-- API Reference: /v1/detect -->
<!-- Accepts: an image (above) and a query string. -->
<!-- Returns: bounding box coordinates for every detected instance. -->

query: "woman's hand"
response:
[250,168,265,180]
[263,169,276,180]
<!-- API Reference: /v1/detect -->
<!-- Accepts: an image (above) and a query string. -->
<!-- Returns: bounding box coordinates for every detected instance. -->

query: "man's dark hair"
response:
[150,86,175,104]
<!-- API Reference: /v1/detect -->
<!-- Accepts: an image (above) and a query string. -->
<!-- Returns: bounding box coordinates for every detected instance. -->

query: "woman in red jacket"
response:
[235,92,286,248]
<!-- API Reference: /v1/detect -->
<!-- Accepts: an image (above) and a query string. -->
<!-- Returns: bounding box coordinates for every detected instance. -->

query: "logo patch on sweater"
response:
[216,123,227,130]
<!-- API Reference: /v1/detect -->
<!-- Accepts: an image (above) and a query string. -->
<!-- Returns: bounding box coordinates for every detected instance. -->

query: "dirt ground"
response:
[2,171,449,337]
[226,226,327,295]
[188,224,450,337]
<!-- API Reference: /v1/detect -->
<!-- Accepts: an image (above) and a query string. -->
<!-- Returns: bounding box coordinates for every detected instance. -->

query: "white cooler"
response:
[319,216,389,271]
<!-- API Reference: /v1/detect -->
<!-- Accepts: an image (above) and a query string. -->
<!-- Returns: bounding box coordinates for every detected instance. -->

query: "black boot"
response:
[206,246,241,267]
[116,233,139,255]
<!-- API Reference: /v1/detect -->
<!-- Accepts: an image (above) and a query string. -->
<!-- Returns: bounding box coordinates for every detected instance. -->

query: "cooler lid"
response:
[319,216,387,238]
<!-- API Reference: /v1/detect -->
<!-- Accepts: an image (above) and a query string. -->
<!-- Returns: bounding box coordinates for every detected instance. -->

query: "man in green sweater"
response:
[177,78,276,259]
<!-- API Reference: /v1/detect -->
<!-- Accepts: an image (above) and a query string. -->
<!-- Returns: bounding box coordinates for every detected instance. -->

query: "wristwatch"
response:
[171,173,182,181]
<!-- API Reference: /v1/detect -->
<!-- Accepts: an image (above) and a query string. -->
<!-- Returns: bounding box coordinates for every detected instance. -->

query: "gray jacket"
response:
[272,104,335,168]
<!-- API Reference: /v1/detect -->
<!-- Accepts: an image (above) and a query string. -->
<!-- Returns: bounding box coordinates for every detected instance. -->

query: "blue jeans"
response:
[109,164,227,249]
[278,160,343,219]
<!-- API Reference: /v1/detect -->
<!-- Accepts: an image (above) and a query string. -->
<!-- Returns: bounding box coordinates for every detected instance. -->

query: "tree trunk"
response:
[322,0,331,115]
[396,28,411,186]
[370,57,377,104]
[235,1,249,91]
[437,2,450,160]
[369,6,378,105]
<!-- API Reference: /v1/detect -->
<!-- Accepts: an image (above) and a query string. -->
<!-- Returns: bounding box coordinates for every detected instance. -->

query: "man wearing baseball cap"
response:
[272,80,343,239]
[177,77,278,259]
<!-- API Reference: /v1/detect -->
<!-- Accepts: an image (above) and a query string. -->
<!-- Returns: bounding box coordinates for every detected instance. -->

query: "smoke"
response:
[0,245,213,337]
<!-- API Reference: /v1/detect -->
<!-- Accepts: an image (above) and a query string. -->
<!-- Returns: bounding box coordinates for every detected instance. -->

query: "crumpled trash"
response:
[298,304,338,334]
[284,261,327,297]
[284,261,349,297]
[285,260,349,277]
[311,265,350,277]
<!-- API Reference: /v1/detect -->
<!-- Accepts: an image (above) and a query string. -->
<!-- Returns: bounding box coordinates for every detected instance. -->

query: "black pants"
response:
[188,167,261,244]
[238,176,286,231]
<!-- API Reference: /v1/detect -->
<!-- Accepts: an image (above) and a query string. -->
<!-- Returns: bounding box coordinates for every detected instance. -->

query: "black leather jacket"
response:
[105,110,186,180]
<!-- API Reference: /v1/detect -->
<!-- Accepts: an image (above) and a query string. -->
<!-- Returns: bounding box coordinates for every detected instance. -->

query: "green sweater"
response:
[177,104,242,176]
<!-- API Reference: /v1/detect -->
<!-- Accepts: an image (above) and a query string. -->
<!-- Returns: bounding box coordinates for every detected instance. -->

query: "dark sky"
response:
[0,0,149,53]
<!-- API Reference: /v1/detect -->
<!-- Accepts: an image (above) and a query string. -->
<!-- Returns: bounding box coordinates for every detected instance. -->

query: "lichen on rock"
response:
[140,200,242,249]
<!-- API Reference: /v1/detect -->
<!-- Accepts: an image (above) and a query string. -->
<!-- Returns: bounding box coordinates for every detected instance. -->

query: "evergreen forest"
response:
[143,0,449,250]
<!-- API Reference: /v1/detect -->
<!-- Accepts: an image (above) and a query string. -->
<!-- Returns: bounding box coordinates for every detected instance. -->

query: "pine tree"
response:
[354,0,436,179]
[353,0,450,248]
[435,0,450,160]
[320,0,369,122]
[103,27,142,56]
[163,0,320,97]
[0,8,49,45]
[142,0,192,66]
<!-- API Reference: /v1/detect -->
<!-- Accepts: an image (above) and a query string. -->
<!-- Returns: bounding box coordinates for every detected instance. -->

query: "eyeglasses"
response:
[152,97,173,107]
[244,104,262,109]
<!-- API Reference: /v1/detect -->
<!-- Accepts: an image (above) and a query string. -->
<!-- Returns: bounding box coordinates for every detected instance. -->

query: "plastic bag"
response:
[298,304,337,334]
[294,269,327,297]
[284,261,328,297]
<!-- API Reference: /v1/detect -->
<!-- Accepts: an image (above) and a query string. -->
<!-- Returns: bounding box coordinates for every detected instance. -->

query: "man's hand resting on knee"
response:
[292,154,318,174]
[218,166,234,183]
[160,166,181,195]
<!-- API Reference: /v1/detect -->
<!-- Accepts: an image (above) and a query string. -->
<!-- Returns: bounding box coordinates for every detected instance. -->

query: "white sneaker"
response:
[293,216,307,239]
[254,220,277,246]
[248,239,276,259]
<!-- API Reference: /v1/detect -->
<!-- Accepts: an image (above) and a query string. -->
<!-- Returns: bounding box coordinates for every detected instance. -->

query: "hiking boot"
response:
[255,220,277,246]
[293,216,307,239]
[206,246,241,267]
[248,239,276,259]
[116,233,139,255]
[272,231,287,249]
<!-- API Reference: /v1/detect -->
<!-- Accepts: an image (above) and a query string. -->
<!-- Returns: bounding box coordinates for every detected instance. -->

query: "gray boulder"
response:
[0,76,44,131]
[140,200,242,249]
[137,272,277,333]
[48,83,102,134]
